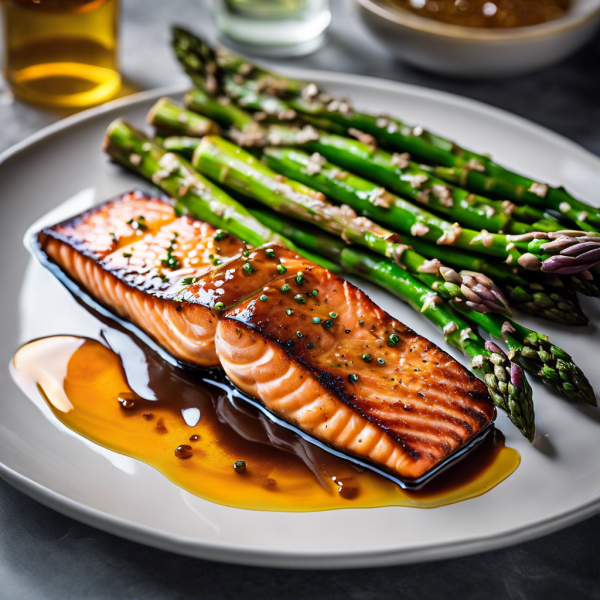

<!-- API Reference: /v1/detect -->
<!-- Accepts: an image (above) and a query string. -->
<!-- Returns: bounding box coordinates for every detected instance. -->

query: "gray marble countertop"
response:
[1,1,599,598]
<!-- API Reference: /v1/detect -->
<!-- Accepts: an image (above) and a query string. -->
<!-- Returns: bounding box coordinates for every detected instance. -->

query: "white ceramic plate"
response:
[1,75,600,569]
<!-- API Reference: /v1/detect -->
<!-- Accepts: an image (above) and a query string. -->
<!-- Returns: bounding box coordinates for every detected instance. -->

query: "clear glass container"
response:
[212,0,331,57]
[1,0,120,109]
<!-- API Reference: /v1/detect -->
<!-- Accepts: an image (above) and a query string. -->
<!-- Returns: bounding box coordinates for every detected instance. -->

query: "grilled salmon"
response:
[39,191,305,368]
[38,191,494,481]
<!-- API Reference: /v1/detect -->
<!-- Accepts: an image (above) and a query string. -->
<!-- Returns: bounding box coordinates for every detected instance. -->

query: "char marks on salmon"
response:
[38,191,495,481]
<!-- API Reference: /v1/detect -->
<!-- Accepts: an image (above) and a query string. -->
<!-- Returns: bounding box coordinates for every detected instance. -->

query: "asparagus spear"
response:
[293,129,564,234]
[191,135,511,314]
[146,98,220,138]
[405,235,589,326]
[162,135,204,158]
[155,131,589,323]
[172,90,600,278]
[101,119,338,271]
[259,145,600,277]
[171,27,600,232]
[150,97,562,235]
[251,207,535,440]
[152,107,597,303]
[451,302,596,406]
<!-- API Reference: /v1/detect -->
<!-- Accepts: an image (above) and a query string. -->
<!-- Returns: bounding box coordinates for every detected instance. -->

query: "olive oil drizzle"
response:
[11,335,520,512]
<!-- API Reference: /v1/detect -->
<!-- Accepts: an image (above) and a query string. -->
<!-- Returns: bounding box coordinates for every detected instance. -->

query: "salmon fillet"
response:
[37,191,494,481]
[216,261,494,480]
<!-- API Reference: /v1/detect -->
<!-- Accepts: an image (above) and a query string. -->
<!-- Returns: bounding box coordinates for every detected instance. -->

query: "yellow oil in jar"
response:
[1,0,120,108]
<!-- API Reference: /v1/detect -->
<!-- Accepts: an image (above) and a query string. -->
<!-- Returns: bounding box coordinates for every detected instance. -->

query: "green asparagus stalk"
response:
[152,99,594,314]
[251,207,535,440]
[152,97,563,236]
[183,87,279,149]
[294,129,564,234]
[259,146,600,277]
[146,97,220,137]
[162,135,203,158]
[153,120,596,303]
[171,27,600,232]
[451,302,596,406]
[192,135,511,313]
[101,119,338,271]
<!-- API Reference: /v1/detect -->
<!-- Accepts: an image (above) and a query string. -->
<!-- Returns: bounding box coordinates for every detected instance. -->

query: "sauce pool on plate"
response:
[11,335,520,512]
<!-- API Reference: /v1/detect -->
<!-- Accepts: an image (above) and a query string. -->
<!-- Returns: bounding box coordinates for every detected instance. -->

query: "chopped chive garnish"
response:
[378,358,386,365]
[181,277,199,285]
[166,256,179,268]
[296,331,303,338]
[280,284,291,293]
[214,230,229,241]
[294,294,306,304]
[126,217,147,231]
[286,308,294,316]
[295,272,305,285]
[312,317,321,324]
[242,249,250,257]
[265,248,276,258]
[388,334,400,347]
[242,262,255,274]
[123,252,132,258]
[311,290,318,296]
[213,258,222,266]
[323,319,334,328]
[348,374,359,383]
[260,294,268,302]
[214,302,225,311]
[329,312,338,319]
[277,264,287,274]
[361,354,372,362]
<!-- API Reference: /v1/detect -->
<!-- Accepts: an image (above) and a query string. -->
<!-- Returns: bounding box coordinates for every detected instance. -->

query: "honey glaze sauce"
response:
[390,0,571,29]
[11,335,520,512]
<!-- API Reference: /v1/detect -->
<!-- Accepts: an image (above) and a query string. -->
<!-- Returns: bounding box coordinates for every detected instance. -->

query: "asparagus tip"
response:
[478,342,535,442]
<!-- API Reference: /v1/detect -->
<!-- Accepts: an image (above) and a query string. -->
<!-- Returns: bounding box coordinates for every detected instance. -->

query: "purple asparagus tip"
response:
[541,236,600,275]
[460,271,511,316]
[485,341,506,357]
[510,363,524,388]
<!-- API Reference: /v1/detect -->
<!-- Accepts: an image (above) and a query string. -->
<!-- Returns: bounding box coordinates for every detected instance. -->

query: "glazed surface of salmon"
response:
[38,191,494,481]
[39,192,304,367]
[216,257,494,480]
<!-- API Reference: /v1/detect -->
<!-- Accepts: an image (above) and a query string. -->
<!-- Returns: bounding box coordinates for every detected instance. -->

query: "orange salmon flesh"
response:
[37,191,495,481]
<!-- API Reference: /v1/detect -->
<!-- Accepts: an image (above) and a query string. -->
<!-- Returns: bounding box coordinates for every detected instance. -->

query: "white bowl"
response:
[357,0,600,78]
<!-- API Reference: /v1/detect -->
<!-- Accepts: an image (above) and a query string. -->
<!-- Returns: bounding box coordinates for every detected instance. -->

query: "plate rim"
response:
[2,74,600,568]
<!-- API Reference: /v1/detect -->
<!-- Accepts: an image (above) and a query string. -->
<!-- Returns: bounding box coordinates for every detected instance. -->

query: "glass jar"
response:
[212,0,331,57]
[1,0,121,108]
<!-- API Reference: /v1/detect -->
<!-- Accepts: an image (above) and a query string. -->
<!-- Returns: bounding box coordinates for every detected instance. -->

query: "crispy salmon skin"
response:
[37,191,494,481]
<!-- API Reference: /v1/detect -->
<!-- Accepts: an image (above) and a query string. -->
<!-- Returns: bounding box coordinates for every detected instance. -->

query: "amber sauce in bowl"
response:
[387,0,571,28]
[11,334,519,512]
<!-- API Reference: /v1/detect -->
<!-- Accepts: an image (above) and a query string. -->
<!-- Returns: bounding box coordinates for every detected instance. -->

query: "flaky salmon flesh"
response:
[38,191,495,481]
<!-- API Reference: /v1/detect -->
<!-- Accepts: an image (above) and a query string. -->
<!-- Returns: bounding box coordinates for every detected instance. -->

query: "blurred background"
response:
[1,0,599,156]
